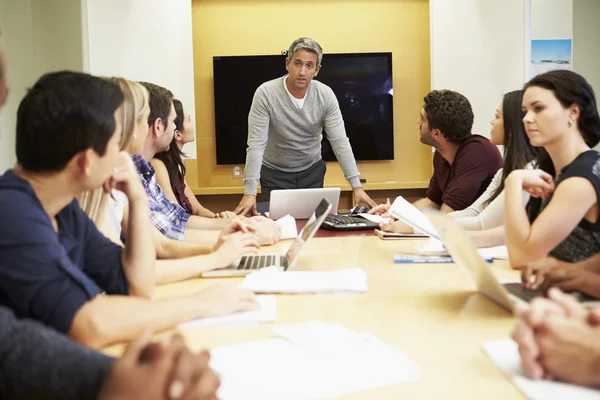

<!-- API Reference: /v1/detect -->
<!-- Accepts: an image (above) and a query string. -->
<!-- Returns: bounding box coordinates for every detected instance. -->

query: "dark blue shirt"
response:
[0,170,128,334]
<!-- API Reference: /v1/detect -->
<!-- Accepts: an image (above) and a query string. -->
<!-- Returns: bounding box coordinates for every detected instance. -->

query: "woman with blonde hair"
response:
[78,77,261,285]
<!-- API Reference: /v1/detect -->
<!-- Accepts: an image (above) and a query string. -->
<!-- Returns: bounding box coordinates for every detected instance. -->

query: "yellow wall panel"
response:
[191,0,431,194]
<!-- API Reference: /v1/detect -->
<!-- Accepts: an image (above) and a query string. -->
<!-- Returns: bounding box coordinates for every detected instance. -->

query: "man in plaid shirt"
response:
[135,82,280,246]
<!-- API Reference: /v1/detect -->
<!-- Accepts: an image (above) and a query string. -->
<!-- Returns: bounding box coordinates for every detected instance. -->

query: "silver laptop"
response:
[202,198,333,278]
[424,210,600,312]
[269,188,340,220]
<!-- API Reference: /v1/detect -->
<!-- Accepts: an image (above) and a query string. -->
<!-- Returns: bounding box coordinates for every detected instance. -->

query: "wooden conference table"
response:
[105,226,525,399]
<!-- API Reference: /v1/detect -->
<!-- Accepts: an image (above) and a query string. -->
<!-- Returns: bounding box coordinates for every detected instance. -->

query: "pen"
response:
[386,198,390,206]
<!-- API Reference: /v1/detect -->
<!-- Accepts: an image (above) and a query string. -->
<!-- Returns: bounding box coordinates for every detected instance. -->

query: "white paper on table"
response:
[419,238,510,260]
[238,267,368,293]
[210,321,419,400]
[357,213,394,225]
[275,214,298,239]
[483,339,600,400]
[477,245,509,260]
[389,196,441,240]
[178,295,276,328]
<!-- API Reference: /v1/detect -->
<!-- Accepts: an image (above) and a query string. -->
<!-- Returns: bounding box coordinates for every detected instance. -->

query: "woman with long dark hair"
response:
[506,70,600,273]
[151,100,236,218]
[451,90,539,231]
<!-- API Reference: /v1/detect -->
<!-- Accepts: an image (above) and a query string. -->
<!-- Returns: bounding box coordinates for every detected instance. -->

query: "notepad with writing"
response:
[483,339,600,400]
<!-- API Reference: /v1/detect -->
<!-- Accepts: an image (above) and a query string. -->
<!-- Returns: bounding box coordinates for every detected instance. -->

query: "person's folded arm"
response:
[505,175,596,267]
[0,306,114,400]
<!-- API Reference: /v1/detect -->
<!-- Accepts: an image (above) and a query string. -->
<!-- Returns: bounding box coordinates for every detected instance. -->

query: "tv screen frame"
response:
[212,52,394,165]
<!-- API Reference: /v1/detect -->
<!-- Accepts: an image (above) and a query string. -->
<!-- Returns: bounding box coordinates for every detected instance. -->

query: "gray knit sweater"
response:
[244,76,362,195]
[0,306,113,399]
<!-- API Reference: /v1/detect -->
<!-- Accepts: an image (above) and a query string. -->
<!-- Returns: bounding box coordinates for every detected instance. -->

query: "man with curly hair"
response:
[372,90,502,233]
[417,89,502,211]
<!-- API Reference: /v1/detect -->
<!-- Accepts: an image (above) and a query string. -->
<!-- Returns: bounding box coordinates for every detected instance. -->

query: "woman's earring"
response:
[568,120,573,127]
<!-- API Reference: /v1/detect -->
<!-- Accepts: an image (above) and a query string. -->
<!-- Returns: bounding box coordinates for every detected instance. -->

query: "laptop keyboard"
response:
[503,283,542,302]
[238,255,285,270]
[321,215,379,231]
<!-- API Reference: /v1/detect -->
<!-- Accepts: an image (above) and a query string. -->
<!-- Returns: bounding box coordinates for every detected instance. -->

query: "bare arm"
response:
[186,215,232,230]
[111,152,156,298]
[154,228,213,259]
[413,197,441,211]
[69,286,258,349]
[505,171,597,267]
[467,225,506,249]
[182,228,221,246]
[183,179,216,218]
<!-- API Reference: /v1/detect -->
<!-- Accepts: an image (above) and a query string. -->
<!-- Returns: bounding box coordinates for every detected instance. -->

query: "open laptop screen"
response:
[285,199,332,264]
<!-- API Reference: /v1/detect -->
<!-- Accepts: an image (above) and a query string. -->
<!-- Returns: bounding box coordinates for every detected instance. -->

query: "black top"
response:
[535,151,600,262]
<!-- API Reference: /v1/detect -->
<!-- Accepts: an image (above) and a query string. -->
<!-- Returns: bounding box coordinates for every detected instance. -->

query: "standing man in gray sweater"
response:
[234,37,377,215]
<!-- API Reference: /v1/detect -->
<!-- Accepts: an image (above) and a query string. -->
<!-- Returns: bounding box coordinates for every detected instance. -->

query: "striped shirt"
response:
[132,154,190,241]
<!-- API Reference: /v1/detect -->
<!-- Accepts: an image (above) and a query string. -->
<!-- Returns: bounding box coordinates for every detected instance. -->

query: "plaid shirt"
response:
[132,154,190,241]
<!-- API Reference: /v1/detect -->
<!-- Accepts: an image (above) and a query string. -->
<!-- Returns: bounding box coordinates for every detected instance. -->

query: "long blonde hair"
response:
[77,78,149,223]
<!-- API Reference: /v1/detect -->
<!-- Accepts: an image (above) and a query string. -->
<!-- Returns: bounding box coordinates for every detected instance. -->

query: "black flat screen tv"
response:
[213,52,394,165]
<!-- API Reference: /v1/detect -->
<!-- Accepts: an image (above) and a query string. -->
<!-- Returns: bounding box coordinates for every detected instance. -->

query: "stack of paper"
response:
[238,267,368,293]
[210,321,420,400]
[483,339,600,399]
[275,214,298,240]
[178,295,276,328]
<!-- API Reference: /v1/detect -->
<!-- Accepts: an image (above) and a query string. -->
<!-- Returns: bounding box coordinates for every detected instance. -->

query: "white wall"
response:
[0,0,84,172]
[430,0,526,139]
[531,0,573,39]
[84,0,197,158]
[573,0,600,107]
[0,0,35,172]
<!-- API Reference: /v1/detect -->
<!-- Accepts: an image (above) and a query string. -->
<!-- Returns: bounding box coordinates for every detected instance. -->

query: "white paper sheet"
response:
[483,339,600,400]
[419,239,509,260]
[275,214,298,240]
[357,213,394,225]
[238,267,368,293]
[178,295,276,328]
[477,245,509,260]
[389,196,441,239]
[210,321,419,400]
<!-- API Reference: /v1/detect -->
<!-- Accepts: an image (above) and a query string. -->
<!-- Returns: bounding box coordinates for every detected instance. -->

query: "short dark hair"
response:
[139,81,173,129]
[16,71,124,172]
[423,90,474,145]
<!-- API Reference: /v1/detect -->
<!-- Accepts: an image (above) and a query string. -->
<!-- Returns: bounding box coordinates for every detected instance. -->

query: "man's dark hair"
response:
[139,81,173,129]
[16,71,124,172]
[423,90,474,145]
